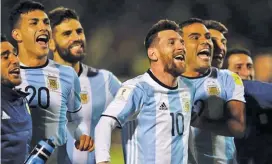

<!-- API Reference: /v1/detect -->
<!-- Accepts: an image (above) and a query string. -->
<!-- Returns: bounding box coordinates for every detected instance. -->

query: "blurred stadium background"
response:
[2,0,272,163]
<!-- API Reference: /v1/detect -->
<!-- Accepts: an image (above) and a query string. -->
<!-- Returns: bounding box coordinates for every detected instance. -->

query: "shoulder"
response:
[49,60,75,74]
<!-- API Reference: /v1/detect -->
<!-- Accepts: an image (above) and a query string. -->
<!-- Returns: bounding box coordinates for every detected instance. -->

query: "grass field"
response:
[110,143,124,164]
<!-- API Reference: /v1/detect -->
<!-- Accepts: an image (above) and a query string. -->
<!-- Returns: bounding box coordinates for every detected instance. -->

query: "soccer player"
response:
[1,34,32,164]
[95,19,193,164]
[204,20,228,70]
[9,1,94,163]
[179,18,246,164]
[207,20,272,164]
[48,7,121,163]
[224,48,254,80]
[225,48,272,164]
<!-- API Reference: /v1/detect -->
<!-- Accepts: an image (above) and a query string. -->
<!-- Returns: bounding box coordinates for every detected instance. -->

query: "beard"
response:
[55,41,86,63]
[162,56,185,77]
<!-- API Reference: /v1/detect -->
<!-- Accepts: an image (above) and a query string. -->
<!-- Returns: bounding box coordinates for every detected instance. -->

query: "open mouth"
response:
[197,48,211,60]
[174,54,185,61]
[9,67,20,75]
[213,53,224,61]
[36,34,49,48]
[69,42,84,53]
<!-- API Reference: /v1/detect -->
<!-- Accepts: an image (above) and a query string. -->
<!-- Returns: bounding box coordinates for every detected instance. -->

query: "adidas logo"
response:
[2,111,10,119]
[159,102,168,110]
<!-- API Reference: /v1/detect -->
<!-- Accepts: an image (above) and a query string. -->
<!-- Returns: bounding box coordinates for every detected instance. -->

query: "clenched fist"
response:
[75,134,95,152]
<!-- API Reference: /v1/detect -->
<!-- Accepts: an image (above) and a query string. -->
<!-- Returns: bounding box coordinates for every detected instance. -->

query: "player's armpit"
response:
[226,100,246,138]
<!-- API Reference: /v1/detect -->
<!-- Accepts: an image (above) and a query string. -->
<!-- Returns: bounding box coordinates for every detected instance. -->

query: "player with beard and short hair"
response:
[9,1,94,163]
[48,7,121,164]
[179,18,246,164]
[95,19,194,164]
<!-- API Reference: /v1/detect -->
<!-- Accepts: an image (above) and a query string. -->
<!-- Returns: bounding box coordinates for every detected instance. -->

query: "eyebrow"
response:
[28,18,49,22]
[1,50,10,56]
[188,33,200,37]
[1,48,17,56]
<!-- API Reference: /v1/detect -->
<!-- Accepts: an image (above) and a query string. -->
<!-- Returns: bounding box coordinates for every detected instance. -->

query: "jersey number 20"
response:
[25,85,50,109]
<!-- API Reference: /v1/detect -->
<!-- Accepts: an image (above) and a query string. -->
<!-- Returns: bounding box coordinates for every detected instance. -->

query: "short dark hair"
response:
[9,0,45,29]
[224,48,252,68]
[48,7,79,29]
[1,34,8,42]
[179,18,204,30]
[204,20,228,34]
[144,19,181,50]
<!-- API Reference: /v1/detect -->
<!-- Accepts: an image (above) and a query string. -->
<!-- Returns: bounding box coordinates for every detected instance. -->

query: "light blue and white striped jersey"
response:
[17,59,82,147]
[102,69,195,164]
[66,63,121,164]
[181,67,245,164]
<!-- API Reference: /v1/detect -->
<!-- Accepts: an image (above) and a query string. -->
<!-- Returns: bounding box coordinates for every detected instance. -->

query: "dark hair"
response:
[9,0,45,29]
[224,48,252,68]
[204,20,228,34]
[144,19,181,50]
[179,18,204,29]
[1,34,8,42]
[48,7,79,29]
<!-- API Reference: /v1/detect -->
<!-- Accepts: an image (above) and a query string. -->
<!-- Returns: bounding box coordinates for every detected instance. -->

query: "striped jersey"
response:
[16,59,83,147]
[102,69,195,164]
[66,63,121,164]
[181,67,245,164]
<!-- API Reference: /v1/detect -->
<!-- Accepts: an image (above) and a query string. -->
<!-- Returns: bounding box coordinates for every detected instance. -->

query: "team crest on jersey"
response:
[80,91,89,104]
[204,79,221,96]
[181,92,191,112]
[47,75,59,90]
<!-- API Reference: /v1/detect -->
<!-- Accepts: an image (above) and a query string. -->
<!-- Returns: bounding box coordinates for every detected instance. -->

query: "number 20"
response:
[25,85,50,109]
[170,112,184,136]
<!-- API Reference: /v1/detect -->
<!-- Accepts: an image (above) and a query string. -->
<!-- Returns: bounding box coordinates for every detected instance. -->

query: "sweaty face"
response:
[53,19,86,63]
[16,10,51,57]
[1,41,21,87]
[209,29,227,69]
[228,53,254,80]
[154,30,186,77]
[182,23,213,73]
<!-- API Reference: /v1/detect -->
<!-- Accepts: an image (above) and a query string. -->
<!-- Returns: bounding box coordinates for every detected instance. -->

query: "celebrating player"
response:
[9,1,94,163]
[95,19,193,164]
[180,18,245,164]
[48,7,121,163]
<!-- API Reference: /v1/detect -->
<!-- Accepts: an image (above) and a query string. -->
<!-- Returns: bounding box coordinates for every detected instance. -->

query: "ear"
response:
[49,38,56,52]
[147,47,158,62]
[11,29,22,42]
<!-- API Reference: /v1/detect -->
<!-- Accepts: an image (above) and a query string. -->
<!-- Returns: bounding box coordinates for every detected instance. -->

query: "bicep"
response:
[226,100,245,121]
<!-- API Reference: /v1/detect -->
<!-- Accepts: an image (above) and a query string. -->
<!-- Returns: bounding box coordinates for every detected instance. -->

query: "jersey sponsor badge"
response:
[231,72,243,85]
[80,91,89,104]
[47,75,59,90]
[204,79,221,96]
[116,86,133,101]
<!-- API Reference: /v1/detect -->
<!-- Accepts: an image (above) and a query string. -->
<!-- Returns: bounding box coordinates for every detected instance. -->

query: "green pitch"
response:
[110,143,124,164]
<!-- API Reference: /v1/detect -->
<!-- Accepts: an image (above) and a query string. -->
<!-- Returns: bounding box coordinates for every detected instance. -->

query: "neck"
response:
[18,46,47,67]
[53,52,80,74]
[182,66,209,77]
[150,64,178,88]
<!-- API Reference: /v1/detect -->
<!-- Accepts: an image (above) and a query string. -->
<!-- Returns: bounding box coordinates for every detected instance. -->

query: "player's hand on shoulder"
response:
[75,134,95,152]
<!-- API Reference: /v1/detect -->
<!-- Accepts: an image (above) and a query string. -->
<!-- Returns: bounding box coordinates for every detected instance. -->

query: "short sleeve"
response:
[225,72,245,102]
[101,84,145,127]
